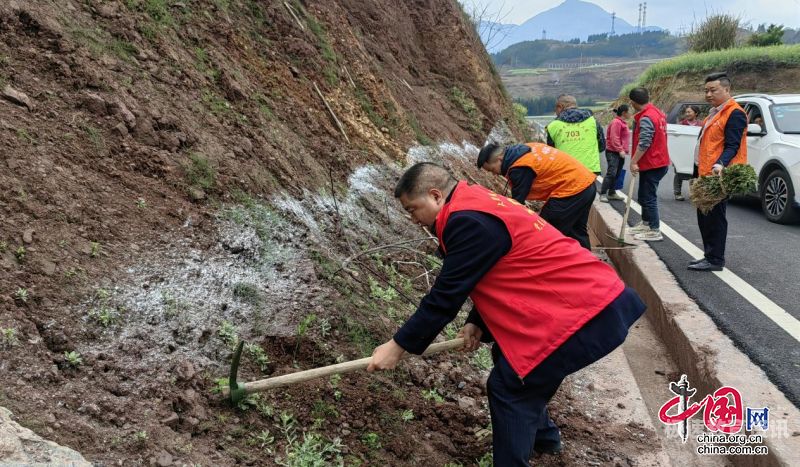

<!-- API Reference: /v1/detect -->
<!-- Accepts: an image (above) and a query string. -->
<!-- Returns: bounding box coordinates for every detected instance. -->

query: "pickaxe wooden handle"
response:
[225,338,465,404]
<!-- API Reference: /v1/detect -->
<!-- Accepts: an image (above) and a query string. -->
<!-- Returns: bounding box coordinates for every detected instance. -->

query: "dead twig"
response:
[342,65,357,89]
[313,81,350,144]
[331,238,436,276]
[283,1,305,30]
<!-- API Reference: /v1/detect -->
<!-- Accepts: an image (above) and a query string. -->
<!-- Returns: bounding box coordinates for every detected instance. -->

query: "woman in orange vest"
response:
[476,142,597,249]
[689,72,748,272]
[368,162,646,466]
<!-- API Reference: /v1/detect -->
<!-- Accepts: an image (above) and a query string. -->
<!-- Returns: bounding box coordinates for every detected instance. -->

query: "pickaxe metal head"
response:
[227,340,247,405]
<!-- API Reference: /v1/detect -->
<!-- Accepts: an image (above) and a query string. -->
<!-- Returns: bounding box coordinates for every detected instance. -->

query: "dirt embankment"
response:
[0,0,540,465]
[625,63,800,111]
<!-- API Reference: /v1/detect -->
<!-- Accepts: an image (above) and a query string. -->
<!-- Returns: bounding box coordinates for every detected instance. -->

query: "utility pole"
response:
[611,12,616,36]
[637,3,642,34]
[642,2,647,34]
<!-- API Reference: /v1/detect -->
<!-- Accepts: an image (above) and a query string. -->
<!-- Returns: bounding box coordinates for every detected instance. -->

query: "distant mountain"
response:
[479,0,663,53]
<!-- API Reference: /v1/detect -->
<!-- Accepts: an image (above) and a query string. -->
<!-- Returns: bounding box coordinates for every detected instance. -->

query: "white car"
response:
[666,94,800,224]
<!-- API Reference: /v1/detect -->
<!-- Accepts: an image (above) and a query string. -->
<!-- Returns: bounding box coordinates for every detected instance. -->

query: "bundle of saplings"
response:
[690,164,757,214]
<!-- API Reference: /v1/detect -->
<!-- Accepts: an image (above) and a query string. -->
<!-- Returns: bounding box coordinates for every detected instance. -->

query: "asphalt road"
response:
[605,163,800,408]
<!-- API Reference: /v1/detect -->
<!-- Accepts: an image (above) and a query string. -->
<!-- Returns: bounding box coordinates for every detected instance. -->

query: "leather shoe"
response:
[687,259,723,271]
[689,258,705,265]
[534,439,562,455]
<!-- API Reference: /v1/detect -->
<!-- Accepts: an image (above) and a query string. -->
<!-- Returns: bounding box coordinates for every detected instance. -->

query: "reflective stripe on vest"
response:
[547,117,601,172]
[698,99,748,176]
[509,143,597,201]
[435,182,625,378]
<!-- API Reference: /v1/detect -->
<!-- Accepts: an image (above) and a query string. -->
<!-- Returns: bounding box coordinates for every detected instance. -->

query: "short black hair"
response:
[705,72,731,88]
[628,87,649,105]
[614,104,629,116]
[688,104,701,114]
[477,142,501,168]
[394,162,456,198]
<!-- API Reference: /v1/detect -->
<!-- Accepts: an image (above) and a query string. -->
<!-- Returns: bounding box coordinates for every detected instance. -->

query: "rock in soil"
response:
[0,407,91,466]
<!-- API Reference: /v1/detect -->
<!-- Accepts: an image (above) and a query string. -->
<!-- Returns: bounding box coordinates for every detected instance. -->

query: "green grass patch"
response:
[185,152,216,190]
[620,44,800,97]
[70,27,137,61]
[450,86,482,132]
[408,114,432,145]
[506,68,546,76]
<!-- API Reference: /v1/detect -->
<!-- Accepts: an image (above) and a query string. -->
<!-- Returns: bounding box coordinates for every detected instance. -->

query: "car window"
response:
[672,103,711,124]
[771,104,800,134]
[741,102,766,132]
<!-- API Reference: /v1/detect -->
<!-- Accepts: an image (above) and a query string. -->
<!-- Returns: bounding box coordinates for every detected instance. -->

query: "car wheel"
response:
[761,169,799,224]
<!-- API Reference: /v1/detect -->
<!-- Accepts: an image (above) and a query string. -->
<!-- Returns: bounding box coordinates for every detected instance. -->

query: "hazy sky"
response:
[467,0,800,34]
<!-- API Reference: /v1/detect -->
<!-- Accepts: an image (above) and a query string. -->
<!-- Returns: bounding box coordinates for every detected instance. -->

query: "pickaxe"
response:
[224,338,465,404]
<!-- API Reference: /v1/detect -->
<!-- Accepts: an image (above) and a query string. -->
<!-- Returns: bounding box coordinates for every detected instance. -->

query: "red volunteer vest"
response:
[632,103,670,171]
[436,182,625,378]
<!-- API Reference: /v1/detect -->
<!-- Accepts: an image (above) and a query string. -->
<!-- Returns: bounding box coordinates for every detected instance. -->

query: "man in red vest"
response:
[628,87,670,242]
[476,141,597,249]
[689,72,748,271]
[367,163,646,466]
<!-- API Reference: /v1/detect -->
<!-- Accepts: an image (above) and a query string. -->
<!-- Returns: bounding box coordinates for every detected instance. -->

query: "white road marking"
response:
[598,176,800,342]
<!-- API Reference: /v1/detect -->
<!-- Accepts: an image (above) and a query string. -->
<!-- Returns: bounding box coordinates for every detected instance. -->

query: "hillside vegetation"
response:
[618,44,800,109]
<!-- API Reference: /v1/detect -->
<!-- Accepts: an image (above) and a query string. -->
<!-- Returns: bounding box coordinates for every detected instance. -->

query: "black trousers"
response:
[697,198,728,266]
[600,151,624,195]
[540,183,597,250]
[693,165,728,266]
[487,286,646,466]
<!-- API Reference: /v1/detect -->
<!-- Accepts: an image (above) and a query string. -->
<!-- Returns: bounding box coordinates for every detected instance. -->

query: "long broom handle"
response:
[232,338,465,396]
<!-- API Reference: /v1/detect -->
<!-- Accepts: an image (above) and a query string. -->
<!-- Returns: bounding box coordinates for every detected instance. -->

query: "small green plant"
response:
[1,328,19,347]
[255,397,274,418]
[82,124,105,151]
[194,47,220,81]
[201,89,232,117]
[211,377,229,394]
[218,320,239,348]
[250,429,275,452]
[90,242,101,258]
[422,388,445,404]
[368,277,398,303]
[443,322,459,340]
[450,86,482,132]
[185,152,216,190]
[13,288,28,303]
[361,432,381,450]
[408,114,432,145]
[0,241,7,253]
[476,452,493,467]
[279,432,344,467]
[90,304,119,327]
[297,314,317,337]
[16,128,35,145]
[14,246,26,262]
[132,430,148,444]
[245,343,271,372]
[400,409,414,423]
[64,350,83,368]
[161,289,185,317]
[318,317,331,338]
[136,198,147,209]
[471,346,493,371]
[232,282,262,305]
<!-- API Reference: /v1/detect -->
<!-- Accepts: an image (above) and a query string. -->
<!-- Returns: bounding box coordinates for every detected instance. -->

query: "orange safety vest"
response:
[698,99,748,176]
[435,181,625,378]
[509,143,597,201]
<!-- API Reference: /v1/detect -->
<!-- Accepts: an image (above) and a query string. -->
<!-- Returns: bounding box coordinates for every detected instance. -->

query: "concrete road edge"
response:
[590,202,800,467]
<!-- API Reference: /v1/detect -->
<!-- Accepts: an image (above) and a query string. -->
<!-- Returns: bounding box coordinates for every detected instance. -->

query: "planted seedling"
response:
[64,350,83,368]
